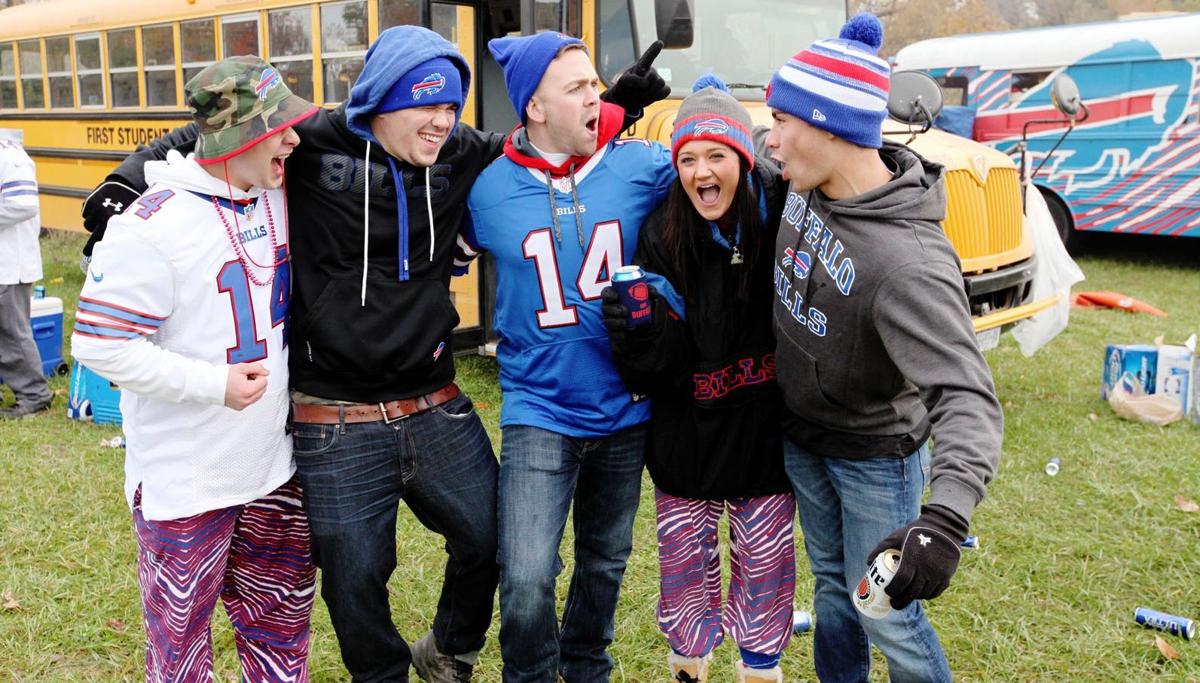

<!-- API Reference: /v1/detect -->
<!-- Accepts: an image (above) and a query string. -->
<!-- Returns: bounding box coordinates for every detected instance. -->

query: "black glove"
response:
[600,40,671,118]
[81,179,142,256]
[867,504,969,610]
[600,284,663,336]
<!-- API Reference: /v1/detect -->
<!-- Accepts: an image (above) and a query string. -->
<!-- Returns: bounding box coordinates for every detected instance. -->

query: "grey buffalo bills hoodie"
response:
[772,142,1002,522]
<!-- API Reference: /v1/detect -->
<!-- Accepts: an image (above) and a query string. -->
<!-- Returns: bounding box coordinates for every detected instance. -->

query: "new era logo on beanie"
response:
[488,31,586,123]
[766,13,891,149]
[375,56,463,115]
[671,74,755,169]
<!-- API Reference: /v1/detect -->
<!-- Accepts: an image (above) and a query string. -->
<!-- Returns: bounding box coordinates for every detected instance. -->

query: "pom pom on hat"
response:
[839,12,884,52]
[692,73,730,94]
[671,74,754,169]
[765,12,891,148]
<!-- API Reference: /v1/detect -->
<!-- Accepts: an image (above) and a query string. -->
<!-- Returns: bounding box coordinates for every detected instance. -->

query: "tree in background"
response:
[853,0,1200,56]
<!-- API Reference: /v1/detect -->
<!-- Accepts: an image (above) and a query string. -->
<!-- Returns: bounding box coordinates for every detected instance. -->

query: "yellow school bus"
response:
[0,0,1053,347]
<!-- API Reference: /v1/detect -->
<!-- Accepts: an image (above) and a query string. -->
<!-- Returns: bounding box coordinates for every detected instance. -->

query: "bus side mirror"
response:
[653,0,694,49]
[1051,74,1082,120]
[887,71,944,126]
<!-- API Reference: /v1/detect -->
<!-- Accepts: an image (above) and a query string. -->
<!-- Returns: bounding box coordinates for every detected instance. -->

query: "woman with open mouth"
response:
[601,74,793,683]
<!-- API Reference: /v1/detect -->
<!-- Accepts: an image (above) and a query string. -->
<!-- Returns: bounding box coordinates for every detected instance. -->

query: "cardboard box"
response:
[1191,354,1200,427]
[1155,340,1193,414]
[1102,344,1157,400]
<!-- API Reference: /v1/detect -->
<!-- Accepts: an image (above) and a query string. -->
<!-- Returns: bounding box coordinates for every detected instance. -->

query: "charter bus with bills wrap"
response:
[0,0,1055,350]
[895,12,1200,249]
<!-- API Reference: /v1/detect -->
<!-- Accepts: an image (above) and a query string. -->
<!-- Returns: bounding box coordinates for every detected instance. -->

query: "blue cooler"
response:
[31,295,69,377]
[67,360,123,425]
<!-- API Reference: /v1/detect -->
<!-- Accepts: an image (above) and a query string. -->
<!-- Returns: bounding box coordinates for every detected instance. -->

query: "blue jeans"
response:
[292,392,499,683]
[497,423,646,683]
[783,439,951,683]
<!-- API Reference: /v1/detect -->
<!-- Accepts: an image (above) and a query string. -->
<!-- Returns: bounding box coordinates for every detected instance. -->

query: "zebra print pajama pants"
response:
[655,489,796,658]
[132,478,316,682]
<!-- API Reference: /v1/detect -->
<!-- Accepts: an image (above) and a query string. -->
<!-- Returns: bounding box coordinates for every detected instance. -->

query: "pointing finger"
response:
[633,40,664,75]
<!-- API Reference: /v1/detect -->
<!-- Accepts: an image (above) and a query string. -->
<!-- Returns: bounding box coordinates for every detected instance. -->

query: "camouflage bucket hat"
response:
[186,55,318,164]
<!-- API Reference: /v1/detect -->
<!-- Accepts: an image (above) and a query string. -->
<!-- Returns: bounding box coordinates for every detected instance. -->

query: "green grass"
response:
[2,229,1198,681]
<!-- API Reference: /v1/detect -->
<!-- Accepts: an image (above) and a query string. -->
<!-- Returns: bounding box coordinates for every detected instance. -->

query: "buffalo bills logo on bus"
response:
[693,118,730,137]
[412,73,447,100]
[255,68,281,100]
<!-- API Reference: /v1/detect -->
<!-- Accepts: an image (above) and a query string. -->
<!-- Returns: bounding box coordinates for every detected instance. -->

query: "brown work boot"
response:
[669,651,711,682]
[411,631,473,683]
[736,661,783,683]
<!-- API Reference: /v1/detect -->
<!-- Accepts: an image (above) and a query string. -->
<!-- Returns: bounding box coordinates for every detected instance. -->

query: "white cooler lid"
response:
[31,295,64,316]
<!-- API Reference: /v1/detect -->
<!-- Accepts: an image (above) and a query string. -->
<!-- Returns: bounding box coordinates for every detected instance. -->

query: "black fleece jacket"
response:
[610,159,791,500]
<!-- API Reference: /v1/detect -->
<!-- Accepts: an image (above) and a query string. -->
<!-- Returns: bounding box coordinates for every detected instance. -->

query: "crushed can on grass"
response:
[1135,608,1196,639]
[854,549,900,620]
[611,265,652,329]
[792,610,812,634]
[961,535,979,549]
[1044,458,1061,476]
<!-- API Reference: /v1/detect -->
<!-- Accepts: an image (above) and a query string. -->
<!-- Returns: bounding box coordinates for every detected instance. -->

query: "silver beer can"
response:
[853,549,901,620]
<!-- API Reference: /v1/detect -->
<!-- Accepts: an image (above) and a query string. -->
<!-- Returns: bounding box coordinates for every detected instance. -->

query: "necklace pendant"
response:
[730,246,744,265]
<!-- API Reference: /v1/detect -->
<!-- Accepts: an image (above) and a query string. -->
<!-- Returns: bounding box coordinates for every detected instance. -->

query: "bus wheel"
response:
[1039,188,1076,252]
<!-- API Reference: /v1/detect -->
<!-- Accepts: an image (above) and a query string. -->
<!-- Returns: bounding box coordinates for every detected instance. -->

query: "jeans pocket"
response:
[292,422,341,456]
[433,394,476,421]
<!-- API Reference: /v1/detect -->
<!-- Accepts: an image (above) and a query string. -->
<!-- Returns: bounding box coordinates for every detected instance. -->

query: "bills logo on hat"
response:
[693,118,730,137]
[254,67,281,100]
[412,73,447,100]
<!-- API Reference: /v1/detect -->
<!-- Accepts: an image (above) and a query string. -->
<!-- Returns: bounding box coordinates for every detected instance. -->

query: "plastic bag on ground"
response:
[1108,372,1183,426]
[1012,188,1086,356]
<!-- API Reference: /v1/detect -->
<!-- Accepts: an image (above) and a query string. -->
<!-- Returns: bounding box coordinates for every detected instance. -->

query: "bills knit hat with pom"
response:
[488,31,586,123]
[671,74,755,170]
[765,13,891,148]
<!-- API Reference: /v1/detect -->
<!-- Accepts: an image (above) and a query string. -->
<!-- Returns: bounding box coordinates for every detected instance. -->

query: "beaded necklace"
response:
[214,191,279,287]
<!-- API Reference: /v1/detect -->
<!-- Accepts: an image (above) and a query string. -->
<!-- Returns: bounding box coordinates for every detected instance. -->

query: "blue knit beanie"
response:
[488,31,586,123]
[766,13,891,148]
[375,56,463,116]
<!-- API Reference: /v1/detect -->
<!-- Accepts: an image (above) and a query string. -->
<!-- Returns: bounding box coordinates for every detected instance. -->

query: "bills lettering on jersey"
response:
[692,353,776,401]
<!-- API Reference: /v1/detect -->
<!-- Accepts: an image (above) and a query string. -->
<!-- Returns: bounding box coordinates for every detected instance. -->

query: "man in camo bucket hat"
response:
[187,55,318,164]
[70,55,320,682]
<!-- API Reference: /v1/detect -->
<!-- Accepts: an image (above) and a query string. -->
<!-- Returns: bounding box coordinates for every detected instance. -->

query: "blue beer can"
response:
[611,265,653,328]
[961,535,980,549]
[33,285,45,299]
[792,610,812,635]
[1134,607,1196,639]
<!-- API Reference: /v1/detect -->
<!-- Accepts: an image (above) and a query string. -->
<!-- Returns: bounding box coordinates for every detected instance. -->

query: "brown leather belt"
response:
[291,384,460,425]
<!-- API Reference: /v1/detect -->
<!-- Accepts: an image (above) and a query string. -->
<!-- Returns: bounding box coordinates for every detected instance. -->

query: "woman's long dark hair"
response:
[659,155,763,301]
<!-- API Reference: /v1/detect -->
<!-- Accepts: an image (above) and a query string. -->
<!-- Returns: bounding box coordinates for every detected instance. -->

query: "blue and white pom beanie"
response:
[671,74,755,170]
[488,31,586,123]
[766,13,891,149]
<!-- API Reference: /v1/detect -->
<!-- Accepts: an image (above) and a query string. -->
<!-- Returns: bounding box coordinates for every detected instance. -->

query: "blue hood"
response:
[345,26,472,143]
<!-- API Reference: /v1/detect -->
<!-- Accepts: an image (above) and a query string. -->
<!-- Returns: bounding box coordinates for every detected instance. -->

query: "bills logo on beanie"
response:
[375,57,462,116]
[671,74,755,169]
[766,13,890,149]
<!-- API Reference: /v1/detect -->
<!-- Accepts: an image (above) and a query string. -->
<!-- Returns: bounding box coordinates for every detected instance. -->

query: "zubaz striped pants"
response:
[133,478,316,682]
[655,489,796,658]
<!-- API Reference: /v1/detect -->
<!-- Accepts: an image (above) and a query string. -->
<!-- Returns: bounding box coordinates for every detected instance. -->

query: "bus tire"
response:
[1038,187,1076,252]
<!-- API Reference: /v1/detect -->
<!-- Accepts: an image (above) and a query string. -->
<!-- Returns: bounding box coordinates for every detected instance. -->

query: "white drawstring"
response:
[360,141,371,307]
[425,166,435,262]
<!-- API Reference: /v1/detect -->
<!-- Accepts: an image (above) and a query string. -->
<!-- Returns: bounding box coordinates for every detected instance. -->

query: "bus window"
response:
[321,0,368,104]
[1010,70,1050,102]
[379,0,421,31]
[143,24,176,107]
[937,75,969,106]
[107,28,139,107]
[74,33,104,107]
[0,43,14,109]
[46,36,73,108]
[530,0,582,37]
[18,40,44,109]
[596,0,634,84]
[431,3,459,41]
[222,13,261,59]
[269,7,314,102]
[182,19,217,84]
